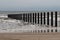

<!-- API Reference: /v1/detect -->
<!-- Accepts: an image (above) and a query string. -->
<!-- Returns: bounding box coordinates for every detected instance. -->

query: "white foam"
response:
[0,18,60,33]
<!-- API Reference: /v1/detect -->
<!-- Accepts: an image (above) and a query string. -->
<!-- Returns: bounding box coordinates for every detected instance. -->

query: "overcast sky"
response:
[0,0,60,11]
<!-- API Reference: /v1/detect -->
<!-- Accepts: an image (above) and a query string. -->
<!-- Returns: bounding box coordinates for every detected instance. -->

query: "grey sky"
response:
[0,0,60,11]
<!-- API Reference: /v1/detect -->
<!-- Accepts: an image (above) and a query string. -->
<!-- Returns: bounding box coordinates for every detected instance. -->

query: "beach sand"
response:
[0,32,60,40]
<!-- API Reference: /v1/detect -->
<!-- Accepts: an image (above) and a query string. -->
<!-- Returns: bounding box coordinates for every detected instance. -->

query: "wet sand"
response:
[0,32,60,40]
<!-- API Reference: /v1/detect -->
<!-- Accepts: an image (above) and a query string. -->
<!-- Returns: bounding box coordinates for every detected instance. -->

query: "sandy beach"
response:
[0,32,60,40]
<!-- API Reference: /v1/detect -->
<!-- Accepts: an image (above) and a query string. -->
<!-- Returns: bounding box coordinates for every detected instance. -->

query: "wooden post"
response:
[30,13,32,23]
[47,12,49,25]
[55,11,57,27]
[35,13,36,24]
[19,14,22,20]
[23,14,25,22]
[41,13,42,25]
[44,12,46,24]
[28,13,30,22]
[33,13,34,24]
[51,12,53,26]
[26,14,27,22]
[38,13,39,24]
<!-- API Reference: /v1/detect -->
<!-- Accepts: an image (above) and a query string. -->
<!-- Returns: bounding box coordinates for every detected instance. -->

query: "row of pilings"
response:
[8,11,60,27]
